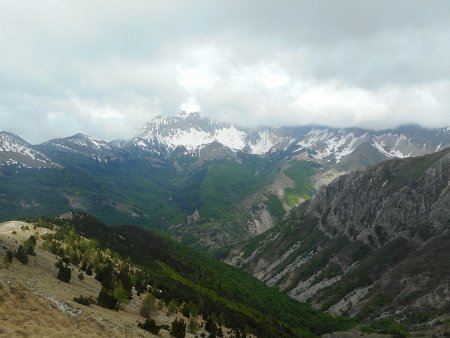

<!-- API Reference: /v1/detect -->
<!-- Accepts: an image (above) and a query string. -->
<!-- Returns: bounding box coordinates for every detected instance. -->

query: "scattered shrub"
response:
[170,318,186,338]
[57,247,65,257]
[188,318,200,334]
[23,236,36,256]
[56,261,72,283]
[97,286,118,310]
[140,293,157,319]
[205,318,218,335]
[167,299,178,315]
[5,250,14,263]
[85,264,93,276]
[138,319,161,335]
[113,282,130,306]
[73,295,95,306]
[181,302,191,318]
[368,320,409,338]
[15,245,29,264]
[70,253,80,266]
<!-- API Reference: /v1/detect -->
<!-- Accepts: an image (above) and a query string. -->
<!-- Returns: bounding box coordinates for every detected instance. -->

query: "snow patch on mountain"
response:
[372,135,411,158]
[50,133,112,152]
[139,113,257,153]
[249,131,279,155]
[0,132,56,167]
[40,133,124,163]
[135,115,450,166]
[5,113,450,170]
[214,127,247,150]
[297,129,333,149]
[160,128,213,151]
[295,130,367,162]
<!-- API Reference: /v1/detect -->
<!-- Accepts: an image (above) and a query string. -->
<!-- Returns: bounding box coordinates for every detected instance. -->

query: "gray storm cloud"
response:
[0,0,449,143]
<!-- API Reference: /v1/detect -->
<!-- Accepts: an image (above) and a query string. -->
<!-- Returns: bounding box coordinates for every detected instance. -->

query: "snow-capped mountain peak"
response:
[3,114,450,171]
[41,133,118,161]
[0,131,57,168]
[137,112,250,153]
[65,133,112,151]
[132,114,450,168]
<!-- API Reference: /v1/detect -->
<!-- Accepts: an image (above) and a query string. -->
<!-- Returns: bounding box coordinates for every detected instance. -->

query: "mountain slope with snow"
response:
[0,132,58,168]
[130,113,450,170]
[3,113,450,171]
[135,113,249,153]
[38,133,122,162]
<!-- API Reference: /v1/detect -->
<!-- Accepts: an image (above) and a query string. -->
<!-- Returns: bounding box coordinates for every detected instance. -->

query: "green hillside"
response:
[0,156,320,250]
[283,160,320,207]
[29,212,357,338]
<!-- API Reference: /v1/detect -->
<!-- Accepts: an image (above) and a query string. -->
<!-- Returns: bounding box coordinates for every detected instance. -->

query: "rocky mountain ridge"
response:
[2,113,450,170]
[40,133,120,161]
[309,149,450,248]
[231,148,450,322]
[0,131,58,168]
[131,114,450,169]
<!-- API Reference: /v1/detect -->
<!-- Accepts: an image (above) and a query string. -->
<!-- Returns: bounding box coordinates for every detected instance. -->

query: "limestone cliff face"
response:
[309,149,450,248]
[232,149,450,322]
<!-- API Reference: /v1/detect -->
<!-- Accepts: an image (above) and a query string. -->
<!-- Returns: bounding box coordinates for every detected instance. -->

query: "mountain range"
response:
[2,112,450,170]
[1,112,450,250]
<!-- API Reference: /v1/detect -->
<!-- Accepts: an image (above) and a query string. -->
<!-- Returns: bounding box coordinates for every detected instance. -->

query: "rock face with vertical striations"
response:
[232,148,450,323]
[309,149,450,248]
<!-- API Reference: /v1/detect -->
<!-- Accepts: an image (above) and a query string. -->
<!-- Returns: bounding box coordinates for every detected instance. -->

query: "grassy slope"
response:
[283,160,320,207]
[170,158,277,247]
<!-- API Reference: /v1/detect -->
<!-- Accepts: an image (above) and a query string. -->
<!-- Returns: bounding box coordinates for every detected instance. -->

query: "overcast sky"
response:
[1,0,450,143]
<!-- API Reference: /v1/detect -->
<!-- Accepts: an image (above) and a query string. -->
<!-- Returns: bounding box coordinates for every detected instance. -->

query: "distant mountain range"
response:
[1,112,450,250]
[2,112,450,170]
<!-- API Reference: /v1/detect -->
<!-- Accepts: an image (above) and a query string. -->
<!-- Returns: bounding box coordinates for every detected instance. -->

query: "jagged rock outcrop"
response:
[309,149,450,248]
[232,149,450,323]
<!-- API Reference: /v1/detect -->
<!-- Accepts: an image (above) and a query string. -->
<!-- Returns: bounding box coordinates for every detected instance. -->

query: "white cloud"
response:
[0,0,449,143]
[177,65,218,91]
[180,97,201,113]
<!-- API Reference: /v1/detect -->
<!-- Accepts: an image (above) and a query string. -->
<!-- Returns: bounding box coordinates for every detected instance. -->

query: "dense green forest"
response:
[0,157,273,225]
[0,156,319,249]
